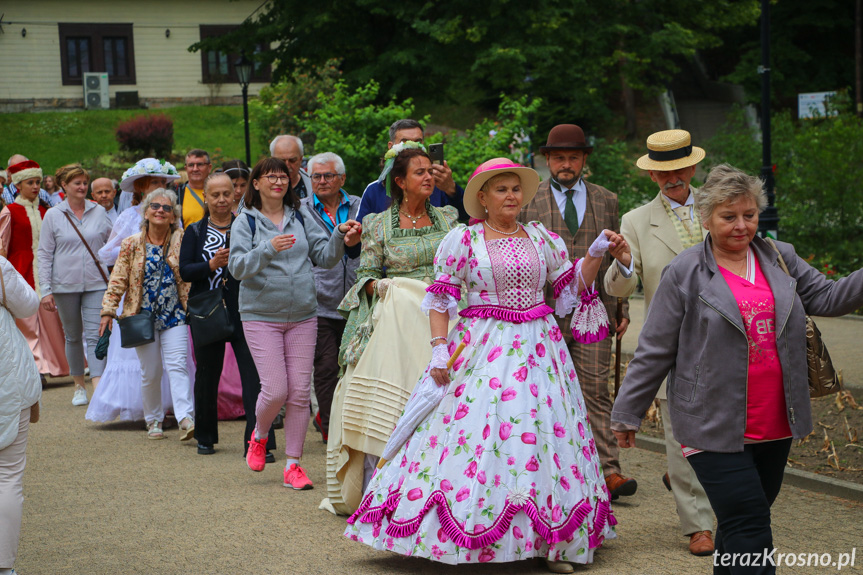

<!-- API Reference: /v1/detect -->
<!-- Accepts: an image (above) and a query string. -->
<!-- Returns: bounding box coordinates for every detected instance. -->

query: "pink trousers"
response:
[243,318,317,458]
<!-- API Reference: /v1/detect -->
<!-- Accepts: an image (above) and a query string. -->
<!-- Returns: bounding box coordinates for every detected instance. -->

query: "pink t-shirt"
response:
[719,250,792,442]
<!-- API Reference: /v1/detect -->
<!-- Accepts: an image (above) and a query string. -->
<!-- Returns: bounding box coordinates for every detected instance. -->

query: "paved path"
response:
[16,382,863,574]
[620,295,863,390]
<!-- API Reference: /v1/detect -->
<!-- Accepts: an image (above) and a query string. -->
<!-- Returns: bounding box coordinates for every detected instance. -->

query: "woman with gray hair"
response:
[99,189,195,440]
[612,163,863,575]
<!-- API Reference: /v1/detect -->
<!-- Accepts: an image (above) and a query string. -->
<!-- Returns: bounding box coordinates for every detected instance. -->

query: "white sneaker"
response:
[72,386,89,406]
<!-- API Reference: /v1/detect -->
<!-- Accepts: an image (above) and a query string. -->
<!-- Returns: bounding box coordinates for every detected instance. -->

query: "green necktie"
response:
[564,189,579,235]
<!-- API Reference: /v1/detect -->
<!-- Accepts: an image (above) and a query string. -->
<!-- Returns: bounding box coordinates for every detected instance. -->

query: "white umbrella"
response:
[379,342,466,466]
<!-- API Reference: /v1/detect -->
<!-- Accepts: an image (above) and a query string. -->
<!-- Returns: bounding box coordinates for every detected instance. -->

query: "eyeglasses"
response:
[149,202,173,212]
[311,173,340,183]
[186,162,210,169]
[263,174,290,184]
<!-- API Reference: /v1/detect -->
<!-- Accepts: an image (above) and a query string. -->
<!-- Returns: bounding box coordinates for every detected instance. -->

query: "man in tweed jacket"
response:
[519,124,636,500]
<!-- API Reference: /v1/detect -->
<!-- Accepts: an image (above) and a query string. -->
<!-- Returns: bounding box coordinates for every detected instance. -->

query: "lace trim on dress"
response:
[421,291,459,319]
[426,280,461,300]
[347,488,616,550]
[553,260,582,318]
[459,303,554,324]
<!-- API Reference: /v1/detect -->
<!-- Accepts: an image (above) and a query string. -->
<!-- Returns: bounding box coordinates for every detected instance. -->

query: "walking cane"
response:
[614,298,623,399]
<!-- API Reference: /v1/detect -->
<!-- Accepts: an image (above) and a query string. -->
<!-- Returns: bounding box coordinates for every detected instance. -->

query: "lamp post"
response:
[235,54,253,167]
[757,0,779,239]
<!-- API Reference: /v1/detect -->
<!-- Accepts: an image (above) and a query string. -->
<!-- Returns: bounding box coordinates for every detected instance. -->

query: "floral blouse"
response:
[141,243,185,331]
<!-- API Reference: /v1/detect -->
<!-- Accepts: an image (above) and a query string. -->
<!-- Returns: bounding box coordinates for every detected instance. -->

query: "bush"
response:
[252,59,342,154]
[115,114,174,157]
[587,139,656,215]
[300,79,422,190]
[707,92,863,276]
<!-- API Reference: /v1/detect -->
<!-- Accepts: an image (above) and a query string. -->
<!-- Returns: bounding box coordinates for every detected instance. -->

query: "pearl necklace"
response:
[399,209,427,228]
[484,221,521,235]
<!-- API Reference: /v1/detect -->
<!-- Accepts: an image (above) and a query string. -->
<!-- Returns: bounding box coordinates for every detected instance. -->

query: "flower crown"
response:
[121,158,179,183]
[377,141,427,197]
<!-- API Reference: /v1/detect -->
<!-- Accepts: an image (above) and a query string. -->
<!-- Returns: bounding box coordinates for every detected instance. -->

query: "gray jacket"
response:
[38,200,112,296]
[301,192,361,320]
[228,204,346,323]
[612,235,863,453]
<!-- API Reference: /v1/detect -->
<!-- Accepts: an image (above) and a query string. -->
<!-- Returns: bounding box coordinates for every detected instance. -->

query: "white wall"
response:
[0,0,270,102]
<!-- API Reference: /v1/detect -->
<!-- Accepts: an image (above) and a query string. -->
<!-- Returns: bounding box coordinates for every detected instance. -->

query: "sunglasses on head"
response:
[149,202,173,212]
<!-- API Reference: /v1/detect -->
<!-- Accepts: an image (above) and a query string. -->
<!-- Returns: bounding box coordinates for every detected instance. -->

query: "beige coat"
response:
[603,190,706,399]
[101,229,188,319]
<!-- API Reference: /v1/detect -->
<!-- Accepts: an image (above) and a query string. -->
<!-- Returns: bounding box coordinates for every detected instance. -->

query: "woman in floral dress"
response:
[345,159,625,573]
[323,144,458,514]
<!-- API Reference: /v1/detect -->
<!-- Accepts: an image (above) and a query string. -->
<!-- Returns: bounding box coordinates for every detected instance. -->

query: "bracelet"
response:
[430,336,447,346]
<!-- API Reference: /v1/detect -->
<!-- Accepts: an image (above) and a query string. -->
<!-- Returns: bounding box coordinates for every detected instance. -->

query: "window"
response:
[199,25,271,84]
[59,24,135,85]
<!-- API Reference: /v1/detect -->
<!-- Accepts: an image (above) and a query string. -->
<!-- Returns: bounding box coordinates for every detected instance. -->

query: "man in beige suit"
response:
[604,129,715,556]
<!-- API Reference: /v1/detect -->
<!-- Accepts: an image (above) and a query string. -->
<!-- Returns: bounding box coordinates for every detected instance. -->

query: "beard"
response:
[552,169,581,189]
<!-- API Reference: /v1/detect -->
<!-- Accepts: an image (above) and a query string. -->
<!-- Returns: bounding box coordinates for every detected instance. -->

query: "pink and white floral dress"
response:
[344,221,616,566]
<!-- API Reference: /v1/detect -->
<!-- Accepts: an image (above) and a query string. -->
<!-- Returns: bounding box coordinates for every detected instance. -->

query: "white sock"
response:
[285,458,300,469]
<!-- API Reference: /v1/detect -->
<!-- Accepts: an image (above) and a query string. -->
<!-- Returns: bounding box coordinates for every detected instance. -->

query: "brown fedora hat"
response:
[539,124,594,154]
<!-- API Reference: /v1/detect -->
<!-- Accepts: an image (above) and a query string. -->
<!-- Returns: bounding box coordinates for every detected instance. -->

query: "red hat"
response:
[8,160,43,185]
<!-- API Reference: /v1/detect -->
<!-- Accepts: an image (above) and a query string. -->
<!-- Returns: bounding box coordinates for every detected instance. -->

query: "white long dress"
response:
[345,222,616,566]
[86,207,174,422]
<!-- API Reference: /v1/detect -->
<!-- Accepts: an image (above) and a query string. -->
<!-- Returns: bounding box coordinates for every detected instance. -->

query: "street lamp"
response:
[235,53,253,167]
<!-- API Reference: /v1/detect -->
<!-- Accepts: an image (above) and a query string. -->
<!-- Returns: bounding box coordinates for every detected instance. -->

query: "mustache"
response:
[663,180,686,190]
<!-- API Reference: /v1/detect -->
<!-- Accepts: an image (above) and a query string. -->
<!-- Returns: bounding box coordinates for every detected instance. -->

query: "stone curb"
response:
[635,434,863,503]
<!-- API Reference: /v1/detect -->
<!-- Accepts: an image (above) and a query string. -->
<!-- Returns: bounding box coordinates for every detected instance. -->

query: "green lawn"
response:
[0,106,266,176]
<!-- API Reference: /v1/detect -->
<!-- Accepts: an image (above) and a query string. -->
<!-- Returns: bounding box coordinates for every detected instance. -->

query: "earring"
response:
[484,207,488,214]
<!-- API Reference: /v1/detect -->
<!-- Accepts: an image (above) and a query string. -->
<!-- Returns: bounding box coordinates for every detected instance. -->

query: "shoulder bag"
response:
[766,239,843,398]
[118,238,167,348]
[186,226,234,347]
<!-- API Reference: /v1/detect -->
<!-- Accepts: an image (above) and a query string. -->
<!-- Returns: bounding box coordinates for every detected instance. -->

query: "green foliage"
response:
[707,96,863,275]
[190,0,762,134]
[708,0,855,106]
[587,139,656,215]
[299,80,422,192]
[297,84,541,194]
[251,59,342,153]
[435,95,542,185]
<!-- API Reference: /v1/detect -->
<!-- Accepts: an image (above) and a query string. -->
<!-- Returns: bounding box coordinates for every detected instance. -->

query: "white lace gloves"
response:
[429,343,450,370]
[375,278,394,298]
[588,230,614,257]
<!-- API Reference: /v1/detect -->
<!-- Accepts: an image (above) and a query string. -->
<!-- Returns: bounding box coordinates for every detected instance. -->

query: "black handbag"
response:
[119,310,155,348]
[187,280,234,347]
[118,239,167,349]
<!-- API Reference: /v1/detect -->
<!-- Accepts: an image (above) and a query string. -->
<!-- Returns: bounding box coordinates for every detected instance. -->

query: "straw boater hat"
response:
[538,124,594,154]
[636,129,705,171]
[463,158,540,220]
[8,160,43,185]
[119,158,180,193]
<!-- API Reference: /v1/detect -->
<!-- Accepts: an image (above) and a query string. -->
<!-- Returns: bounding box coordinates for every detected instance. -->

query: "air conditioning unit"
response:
[83,72,110,109]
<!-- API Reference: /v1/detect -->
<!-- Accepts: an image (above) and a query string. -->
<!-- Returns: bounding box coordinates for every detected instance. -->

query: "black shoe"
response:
[265,451,276,464]
[273,414,284,429]
[197,443,215,455]
[662,472,672,491]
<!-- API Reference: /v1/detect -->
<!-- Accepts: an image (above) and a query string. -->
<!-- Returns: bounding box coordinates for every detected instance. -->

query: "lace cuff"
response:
[421,291,459,320]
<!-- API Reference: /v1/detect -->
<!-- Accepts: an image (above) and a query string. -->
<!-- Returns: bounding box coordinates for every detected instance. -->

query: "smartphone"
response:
[429,143,444,165]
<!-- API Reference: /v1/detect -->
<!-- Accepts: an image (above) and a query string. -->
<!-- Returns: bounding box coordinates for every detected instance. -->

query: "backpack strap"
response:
[245,212,257,241]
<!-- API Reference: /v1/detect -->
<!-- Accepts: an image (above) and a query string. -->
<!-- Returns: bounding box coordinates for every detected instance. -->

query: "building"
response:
[0,0,271,112]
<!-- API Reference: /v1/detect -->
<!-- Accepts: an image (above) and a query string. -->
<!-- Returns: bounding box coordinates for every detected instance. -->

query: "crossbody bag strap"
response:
[765,238,791,276]
[62,210,109,284]
[184,183,206,209]
[0,263,6,307]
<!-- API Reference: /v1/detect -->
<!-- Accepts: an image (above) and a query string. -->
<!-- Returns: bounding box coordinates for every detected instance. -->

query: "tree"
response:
[190,0,761,135]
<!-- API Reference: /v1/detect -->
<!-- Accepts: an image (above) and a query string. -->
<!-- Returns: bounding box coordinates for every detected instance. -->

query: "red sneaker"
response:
[283,464,313,490]
[246,432,267,472]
